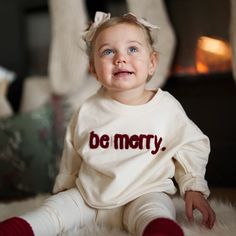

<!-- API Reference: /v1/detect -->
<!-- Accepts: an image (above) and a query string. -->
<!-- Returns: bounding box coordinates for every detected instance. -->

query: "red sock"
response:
[0,217,34,236]
[142,218,184,236]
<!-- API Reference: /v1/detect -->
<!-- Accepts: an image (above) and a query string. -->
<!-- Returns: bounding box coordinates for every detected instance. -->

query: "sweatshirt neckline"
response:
[98,87,164,114]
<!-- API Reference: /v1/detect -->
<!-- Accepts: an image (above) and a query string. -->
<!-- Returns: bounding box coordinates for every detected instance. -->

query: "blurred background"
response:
[0,0,235,200]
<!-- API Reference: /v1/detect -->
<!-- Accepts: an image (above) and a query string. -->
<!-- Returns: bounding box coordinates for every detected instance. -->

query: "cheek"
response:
[134,53,150,64]
[134,58,150,71]
[94,61,110,76]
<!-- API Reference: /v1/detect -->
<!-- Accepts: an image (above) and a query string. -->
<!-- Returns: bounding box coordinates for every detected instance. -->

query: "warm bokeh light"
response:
[195,36,232,74]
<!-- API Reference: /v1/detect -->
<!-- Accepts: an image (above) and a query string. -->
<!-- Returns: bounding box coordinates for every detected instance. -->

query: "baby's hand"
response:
[184,190,216,229]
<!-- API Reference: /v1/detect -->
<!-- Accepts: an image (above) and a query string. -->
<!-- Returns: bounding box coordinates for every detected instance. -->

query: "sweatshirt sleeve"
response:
[174,118,211,199]
[53,111,82,194]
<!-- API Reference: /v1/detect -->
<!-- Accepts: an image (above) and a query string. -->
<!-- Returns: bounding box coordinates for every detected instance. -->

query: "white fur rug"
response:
[0,195,236,236]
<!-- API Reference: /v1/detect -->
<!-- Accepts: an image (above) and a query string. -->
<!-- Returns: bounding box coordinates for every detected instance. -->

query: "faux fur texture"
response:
[0,195,236,236]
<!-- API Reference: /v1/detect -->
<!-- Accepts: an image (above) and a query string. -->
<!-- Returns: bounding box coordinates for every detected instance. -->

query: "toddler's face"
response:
[91,23,157,94]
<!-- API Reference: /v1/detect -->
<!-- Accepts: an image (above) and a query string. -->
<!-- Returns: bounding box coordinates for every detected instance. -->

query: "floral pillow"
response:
[0,103,58,199]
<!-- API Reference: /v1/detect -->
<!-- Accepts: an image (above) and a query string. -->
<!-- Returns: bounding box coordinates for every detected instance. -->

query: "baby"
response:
[0,11,215,236]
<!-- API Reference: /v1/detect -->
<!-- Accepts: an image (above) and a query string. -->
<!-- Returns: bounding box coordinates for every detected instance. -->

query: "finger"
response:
[200,208,209,227]
[200,205,215,229]
[201,203,216,229]
[208,209,216,229]
[185,201,194,222]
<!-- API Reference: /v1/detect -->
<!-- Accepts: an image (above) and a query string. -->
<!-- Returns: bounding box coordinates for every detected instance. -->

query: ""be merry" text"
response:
[89,131,166,155]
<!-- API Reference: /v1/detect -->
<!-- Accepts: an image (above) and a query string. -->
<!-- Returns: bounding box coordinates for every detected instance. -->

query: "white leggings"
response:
[22,188,176,236]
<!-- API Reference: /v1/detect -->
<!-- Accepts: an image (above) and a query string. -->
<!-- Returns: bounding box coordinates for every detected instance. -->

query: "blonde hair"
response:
[84,16,157,64]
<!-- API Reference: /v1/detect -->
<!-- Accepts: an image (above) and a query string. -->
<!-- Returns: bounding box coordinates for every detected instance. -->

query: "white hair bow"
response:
[83,11,159,43]
[83,11,111,43]
[123,12,160,30]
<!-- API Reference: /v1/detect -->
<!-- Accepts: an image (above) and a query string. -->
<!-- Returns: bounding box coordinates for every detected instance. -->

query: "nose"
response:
[114,52,126,65]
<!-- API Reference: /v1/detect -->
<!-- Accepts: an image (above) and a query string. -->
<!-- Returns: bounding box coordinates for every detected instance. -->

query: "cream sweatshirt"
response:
[53,88,210,209]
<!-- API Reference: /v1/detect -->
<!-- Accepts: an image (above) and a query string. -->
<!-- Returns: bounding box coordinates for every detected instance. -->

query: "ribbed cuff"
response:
[178,174,210,198]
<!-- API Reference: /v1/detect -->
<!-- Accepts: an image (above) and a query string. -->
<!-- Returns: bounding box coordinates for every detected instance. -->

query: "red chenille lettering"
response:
[89,131,99,149]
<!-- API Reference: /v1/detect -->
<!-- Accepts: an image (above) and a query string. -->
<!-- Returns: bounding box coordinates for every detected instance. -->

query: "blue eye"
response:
[128,46,138,54]
[102,49,114,56]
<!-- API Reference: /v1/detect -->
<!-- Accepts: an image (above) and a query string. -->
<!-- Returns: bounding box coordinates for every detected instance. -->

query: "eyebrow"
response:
[98,44,110,51]
[127,40,143,46]
[98,40,143,51]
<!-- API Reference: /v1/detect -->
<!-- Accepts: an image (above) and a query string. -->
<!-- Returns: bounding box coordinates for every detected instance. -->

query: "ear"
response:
[148,51,158,76]
[89,62,97,77]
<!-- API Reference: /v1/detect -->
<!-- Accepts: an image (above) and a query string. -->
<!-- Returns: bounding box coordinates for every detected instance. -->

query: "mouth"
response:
[113,70,134,76]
